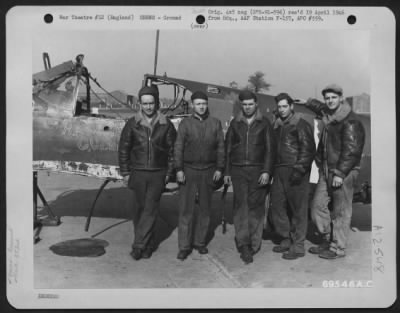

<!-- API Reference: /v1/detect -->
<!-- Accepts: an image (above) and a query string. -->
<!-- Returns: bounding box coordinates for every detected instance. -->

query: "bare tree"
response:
[247,71,271,93]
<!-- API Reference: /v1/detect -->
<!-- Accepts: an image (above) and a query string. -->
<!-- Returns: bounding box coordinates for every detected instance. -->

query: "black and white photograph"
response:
[6,6,396,309]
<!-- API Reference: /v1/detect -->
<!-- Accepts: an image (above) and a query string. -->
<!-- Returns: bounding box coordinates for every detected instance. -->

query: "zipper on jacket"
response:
[322,126,328,178]
[199,119,206,163]
[147,127,152,167]
[278,126,283,164]
[246,123,250,161]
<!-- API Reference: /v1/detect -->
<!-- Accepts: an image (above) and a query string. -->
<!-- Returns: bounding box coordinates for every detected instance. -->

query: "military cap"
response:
[238,90,257,102]
[138,85,159,100]
[322,84,343,96]
[191,91,208,101]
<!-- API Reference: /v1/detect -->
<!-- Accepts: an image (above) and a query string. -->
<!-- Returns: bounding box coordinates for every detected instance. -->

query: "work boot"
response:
[319,249,345,260]
[193,245,208,254]
[272,245,290,253]
[177,249,192,261]
[141,247,153,259]
[250,246,260,256]
[239,246,253,264]
[308,241,330,255]
[130,248,142,260]
[282,250,305,260]
[272,238,291,253]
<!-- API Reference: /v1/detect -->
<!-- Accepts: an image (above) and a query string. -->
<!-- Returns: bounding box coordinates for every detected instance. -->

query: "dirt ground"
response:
[34,171,372,289]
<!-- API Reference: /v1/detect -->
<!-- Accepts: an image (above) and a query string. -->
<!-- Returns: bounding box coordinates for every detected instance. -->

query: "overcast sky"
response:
[33,29,369,99]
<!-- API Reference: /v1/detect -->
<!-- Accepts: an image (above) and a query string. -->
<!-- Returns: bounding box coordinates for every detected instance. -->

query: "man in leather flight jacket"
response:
[174,91,225,261]
[296,84,365,259]
[118,85,177,261]
[270,93,315,260]
[224,90,276,264]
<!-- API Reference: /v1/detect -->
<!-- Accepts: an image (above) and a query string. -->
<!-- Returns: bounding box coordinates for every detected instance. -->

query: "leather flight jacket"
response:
[305,99,365,178]
[118,111,177,177]
[174,113,225,172]
[225,110,276,176]
[273,112,316,174]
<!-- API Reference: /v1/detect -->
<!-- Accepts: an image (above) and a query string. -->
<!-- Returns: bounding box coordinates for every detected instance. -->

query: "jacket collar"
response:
[273,112,301,129]
[322,101,351,125]
[191,109,210,121]
[235,109,263,123]
[134,111,167,127]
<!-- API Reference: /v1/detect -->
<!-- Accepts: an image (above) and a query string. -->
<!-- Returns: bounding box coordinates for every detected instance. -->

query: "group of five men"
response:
[118,83,365,264]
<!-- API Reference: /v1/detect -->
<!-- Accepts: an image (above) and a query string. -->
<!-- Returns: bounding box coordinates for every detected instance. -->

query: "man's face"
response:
[277,99,293,119]
[192,98,208,116]
[140,95,157,117]
[323,92,342,112]
[241,99,258,118]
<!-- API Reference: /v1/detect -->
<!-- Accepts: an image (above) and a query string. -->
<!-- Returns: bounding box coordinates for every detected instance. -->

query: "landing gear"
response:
[85,178,117,232]
[33,171,61,243]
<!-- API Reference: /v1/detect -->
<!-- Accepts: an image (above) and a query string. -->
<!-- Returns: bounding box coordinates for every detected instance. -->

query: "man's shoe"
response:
[239,246,253,264]
[308,241,330,255]
[141,247,153,259]
[282,250,305,260]
[177,249,192,261]
[250,247,259,256]
[319,249,345,260]
[130,248,142,260]
[272,245,290,253]
[193,246,208,254]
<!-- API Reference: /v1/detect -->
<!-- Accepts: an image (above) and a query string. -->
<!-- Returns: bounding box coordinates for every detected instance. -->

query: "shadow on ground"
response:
[45,187,370,249]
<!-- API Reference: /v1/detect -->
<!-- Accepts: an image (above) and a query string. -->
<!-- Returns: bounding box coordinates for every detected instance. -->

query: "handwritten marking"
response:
[7,227,20,284]
[372,225,384,274]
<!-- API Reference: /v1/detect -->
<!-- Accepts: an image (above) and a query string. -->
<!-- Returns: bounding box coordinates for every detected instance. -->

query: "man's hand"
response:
[165,175,170,185]
[258,173,270,185]
[332,175,344,188]
[293,98,307,105]
[213,170,222,182]
[176,170,185,184]
[122,175,129,187]
[224,175,232,185]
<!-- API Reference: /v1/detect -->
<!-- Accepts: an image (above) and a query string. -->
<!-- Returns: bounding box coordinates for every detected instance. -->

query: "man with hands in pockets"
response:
[118,85,176,261]
[295,84,365,259]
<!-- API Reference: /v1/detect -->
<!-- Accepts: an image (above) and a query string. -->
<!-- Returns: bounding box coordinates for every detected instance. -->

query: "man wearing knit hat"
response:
[269,92,315,260]
[118,85,177,260]
[295,84,365,259]
[174,90,225,260]
[224,90,276,264]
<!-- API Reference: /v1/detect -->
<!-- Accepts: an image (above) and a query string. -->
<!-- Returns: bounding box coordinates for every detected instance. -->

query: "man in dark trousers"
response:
[174,91,225,261]
[270,93,315,260]
[224,90,276,264]
[118,85,177,260]
[295,84,365,259]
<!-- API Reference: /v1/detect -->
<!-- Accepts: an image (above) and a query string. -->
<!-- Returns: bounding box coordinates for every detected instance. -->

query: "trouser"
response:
[178,166,215,251]
[310,169,359,255]
[231,166,268,253]
[129,169,166,250]
[270,167,310,254]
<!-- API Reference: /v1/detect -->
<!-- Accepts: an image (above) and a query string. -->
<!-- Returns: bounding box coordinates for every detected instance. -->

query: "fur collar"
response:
[273,112,302,129]
[322,101,352,125]
[134,111,167,127]
[235,109,264,123]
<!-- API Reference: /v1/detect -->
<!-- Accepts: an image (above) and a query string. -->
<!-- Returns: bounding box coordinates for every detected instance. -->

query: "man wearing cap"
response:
[269,93,315,260]
[174,91,225,261]
[224,90,276,264]
[119,85,177,260]
[295,84,365,259]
